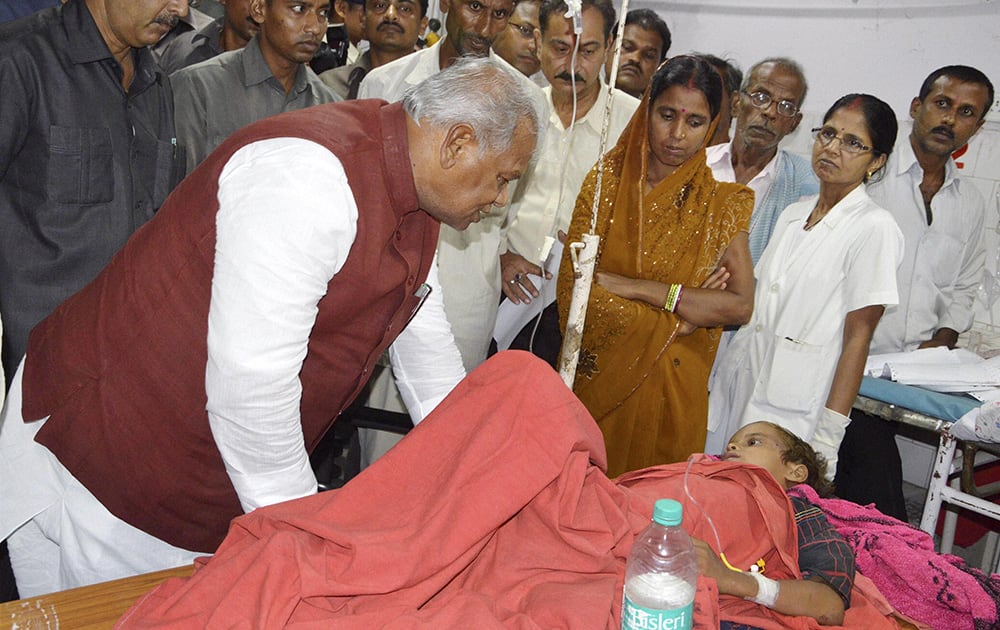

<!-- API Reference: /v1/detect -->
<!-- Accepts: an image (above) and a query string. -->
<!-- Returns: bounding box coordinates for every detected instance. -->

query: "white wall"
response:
[645,0,1000,340]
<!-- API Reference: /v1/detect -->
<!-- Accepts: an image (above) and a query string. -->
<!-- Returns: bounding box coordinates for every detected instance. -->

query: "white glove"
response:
[810,408,851,480]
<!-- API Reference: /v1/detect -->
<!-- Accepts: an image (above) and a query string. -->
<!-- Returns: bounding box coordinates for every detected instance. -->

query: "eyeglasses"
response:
[507,21,536,40]
[810,127,873,155]
[743,90,799,118]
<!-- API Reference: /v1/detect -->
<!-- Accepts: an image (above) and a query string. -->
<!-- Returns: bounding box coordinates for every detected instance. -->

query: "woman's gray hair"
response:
[402,56,543,157]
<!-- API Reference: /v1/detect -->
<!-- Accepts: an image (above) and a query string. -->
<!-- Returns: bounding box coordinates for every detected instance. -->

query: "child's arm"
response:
[693,538,846,626]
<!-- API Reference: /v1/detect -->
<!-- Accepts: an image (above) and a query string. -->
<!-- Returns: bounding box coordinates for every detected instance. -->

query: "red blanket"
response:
[118,351,897,629]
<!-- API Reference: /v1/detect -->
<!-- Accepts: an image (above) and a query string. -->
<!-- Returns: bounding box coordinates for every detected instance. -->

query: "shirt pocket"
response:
[47,125,114,204]
[762,335,824,413]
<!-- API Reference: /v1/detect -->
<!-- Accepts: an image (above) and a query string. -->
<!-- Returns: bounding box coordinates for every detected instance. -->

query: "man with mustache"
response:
[319,0,428,100]
[603,8,669,100]
[496,0,637,365]
[836,65,994,520]
[172,0,338,173]
[157,0,261,74]
[0,57,540,597]
[704,57,817,265]
[355,0,545,466]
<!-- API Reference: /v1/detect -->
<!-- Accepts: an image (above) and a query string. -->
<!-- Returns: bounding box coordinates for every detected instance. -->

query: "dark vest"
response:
[22,100,439,552]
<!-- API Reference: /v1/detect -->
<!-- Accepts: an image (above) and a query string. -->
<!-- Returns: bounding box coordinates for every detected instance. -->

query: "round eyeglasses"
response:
[507,21,536,40]
[743,90,799,118]
[811,127,873,155]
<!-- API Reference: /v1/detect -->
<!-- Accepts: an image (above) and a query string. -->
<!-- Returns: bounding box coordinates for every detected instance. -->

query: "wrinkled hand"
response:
[501,251,550,304]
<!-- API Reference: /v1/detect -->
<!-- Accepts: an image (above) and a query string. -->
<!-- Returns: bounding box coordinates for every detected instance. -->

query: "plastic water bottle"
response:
[622,498,698,630]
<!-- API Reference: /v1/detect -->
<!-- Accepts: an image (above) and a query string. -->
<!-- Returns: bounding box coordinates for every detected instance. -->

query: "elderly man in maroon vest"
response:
[0,57,541,597]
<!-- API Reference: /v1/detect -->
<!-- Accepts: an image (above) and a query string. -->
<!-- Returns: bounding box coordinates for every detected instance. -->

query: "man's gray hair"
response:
[742,57,809,107]
[402,56,543,156]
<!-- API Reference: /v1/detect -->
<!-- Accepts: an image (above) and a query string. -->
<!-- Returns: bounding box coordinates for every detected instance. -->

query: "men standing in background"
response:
[603,8,669,99]
[0,0,187,385]
[157,0,259,74]
[320,0,427,99]
[496,0,638,364]
[837,65,994,520]
[172,0,338,173]
[492,0,542,81]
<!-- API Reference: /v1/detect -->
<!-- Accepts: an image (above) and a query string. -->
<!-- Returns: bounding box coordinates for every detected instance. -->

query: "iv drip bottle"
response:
[622,499,698,630]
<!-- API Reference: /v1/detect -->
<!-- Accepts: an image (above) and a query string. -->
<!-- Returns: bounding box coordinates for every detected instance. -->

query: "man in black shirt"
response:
[0,0,187,385]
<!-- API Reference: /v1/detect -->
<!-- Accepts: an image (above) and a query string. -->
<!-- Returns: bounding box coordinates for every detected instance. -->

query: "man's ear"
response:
[439,123,476,170]
[439,0,451,14]
[909,96,922,119]
[729,91,739,120]
[250,0,267,24]
[785,461,808,486]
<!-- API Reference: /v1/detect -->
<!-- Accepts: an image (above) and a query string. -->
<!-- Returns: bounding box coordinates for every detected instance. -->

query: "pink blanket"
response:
[791,484,1000,630]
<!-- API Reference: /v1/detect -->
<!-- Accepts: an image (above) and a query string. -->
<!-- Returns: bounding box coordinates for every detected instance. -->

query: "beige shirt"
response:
[505,85,639,266]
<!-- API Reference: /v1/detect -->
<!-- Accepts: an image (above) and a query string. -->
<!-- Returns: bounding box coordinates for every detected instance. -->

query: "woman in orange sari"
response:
[558,56,754,476]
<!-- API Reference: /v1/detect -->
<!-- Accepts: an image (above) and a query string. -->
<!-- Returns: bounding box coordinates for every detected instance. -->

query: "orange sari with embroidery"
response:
[558,94,752,477]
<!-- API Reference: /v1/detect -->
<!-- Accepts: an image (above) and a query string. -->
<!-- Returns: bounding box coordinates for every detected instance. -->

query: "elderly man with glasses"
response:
[705,57,819,264]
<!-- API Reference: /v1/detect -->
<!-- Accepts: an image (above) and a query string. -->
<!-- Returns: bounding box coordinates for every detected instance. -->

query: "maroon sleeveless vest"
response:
[22,100,439,552]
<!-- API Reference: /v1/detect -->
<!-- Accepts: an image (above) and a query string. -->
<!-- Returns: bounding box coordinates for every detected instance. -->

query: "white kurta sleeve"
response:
[206,138,358,513]
[388,253,467,423]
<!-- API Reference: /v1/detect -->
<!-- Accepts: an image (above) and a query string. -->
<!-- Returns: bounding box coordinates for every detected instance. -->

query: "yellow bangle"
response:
[664,283,683,312]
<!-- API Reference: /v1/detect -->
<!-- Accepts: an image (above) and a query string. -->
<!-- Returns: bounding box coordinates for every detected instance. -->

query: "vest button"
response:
[407,276,414,285]
[395,231,402,241]
[673,358,680,367]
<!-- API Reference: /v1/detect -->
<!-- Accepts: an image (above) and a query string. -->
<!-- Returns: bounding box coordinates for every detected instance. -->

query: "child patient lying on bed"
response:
[698,422,854,627]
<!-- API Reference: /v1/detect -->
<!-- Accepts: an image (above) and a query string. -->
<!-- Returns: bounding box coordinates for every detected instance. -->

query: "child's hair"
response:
[766,422,835,497]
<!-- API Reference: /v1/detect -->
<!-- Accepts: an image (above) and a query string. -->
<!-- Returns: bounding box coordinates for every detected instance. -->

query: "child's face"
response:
[722,422,802,488]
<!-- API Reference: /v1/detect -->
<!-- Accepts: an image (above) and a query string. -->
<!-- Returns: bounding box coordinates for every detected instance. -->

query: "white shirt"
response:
[868,134,987,354]
[206,138,465,512]
[706,141,779,224]
[506,85,639,265]
[707,186,903,447]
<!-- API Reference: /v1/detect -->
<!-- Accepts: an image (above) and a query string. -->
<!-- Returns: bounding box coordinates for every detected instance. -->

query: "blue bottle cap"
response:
[652,498,682,526]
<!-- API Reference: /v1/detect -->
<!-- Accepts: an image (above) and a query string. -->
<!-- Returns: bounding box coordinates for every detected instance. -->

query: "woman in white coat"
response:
[707,94,904,476]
